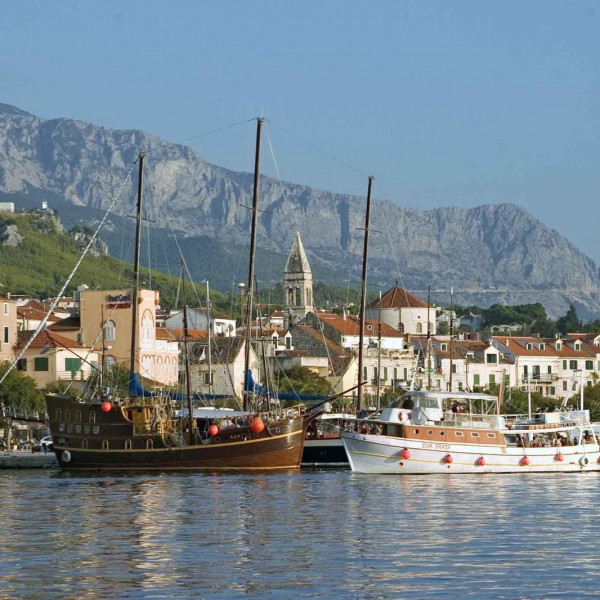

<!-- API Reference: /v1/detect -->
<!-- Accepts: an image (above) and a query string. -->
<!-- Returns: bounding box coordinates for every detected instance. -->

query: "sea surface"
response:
[1,468,599,600]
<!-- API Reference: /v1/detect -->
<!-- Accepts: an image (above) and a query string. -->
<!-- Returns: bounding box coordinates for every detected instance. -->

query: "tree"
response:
[556,304,580,335]
[274,367,331,396]
[0,361,45,413]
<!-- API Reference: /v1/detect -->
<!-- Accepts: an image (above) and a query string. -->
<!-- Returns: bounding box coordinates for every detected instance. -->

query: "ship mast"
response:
[357,176,374,413]
[181,266,194,439]
[243,118,263,411]
[129,152,144,381]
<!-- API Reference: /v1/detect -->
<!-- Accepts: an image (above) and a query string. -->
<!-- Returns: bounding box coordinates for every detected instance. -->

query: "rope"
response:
[0,158,139,388]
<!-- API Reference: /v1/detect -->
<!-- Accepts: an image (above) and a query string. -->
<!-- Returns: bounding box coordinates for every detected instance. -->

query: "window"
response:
[563,381,567,391]
[455,431,464,437]
[3,303,8,316]
[526,343,532,350]
[471,432,480,438]
[76,410,82,423]
[486,354,498,364]
[146,439,154,449]
[451,364,457,374]
[489,374,495,385]
[575,343,581,351]
[285,336,291,350]
[416,322,423,334]
[141,312,154,349]
[458,382,463,391]
[586,360,593,370]
[570,360,578,370]
[34,357,49,371]
[539,343,545,351]
[89,411,96,423]
[55,409,62,420]
[563,360,567,369]
[65,358,82,376]
[17,358,27,371]
[473,374,480,386]
[441,343,447,352]
[363,366,368,381]
[82,440,88,449]
[466,353,474,360]
[102,440,109,450]
[204,372,213,385]
[272,336,278,347]
[487,433,496,439]
[65,410,70,422]
[3,326,8,343]
[398,322,405,333]
[383,367,388,381]
[104,320,116,342]
[125,440,132,450]
[556,341,562,350]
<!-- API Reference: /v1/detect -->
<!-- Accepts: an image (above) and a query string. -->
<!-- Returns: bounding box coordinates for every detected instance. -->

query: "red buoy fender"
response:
[444,454,453,464]
[521,456,530,466]
[401,448,411,460]
[476,457,486,467]
[555,453,564,462]
[101,401,112,413]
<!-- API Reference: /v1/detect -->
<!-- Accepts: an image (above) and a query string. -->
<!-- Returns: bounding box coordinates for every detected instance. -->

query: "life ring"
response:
[62,450,71,463]
[580,456,589,466]
[274,428,281,434]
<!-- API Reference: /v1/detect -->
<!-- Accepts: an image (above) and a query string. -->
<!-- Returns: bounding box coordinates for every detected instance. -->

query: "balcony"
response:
[521,374,558,384]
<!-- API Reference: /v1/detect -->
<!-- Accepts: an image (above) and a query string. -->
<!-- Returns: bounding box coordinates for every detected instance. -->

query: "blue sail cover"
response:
[243,369,328,403]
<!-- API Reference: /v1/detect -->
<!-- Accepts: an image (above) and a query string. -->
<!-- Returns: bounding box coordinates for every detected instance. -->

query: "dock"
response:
[0,451,58,469]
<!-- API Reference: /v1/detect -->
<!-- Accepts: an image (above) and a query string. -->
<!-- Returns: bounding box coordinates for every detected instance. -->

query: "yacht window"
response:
[487,433,496,439]
[455,431,464,437]
[125,440,132,450]
[102,440,109,450]
[82,440,88,449]
[146,439,154,449]
[470,432,481,438]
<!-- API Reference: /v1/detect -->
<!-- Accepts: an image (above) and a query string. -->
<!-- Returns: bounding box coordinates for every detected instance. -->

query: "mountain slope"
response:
[0,102,599,318]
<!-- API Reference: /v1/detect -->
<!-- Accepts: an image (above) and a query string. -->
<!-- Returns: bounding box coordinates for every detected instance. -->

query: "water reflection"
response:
[1,470,600,598]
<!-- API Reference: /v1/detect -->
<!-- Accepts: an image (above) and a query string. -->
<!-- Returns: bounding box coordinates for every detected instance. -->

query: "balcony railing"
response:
[521,374,558,384]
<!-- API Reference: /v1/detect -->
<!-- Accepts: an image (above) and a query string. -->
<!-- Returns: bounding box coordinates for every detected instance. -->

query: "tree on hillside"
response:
[556,304,580,335]
[531,316,558,338]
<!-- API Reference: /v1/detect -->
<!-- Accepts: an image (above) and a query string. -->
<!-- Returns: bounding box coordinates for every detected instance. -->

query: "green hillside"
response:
[0,210,226,310]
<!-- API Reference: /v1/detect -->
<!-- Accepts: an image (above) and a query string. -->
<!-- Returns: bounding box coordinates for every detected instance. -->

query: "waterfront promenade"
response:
[0,450,57,469]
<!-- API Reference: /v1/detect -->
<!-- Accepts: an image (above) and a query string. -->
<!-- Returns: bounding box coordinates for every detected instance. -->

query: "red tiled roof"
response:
[369,286,428,309]
[161,328,207,340]
[313,312,404,338]
[16,329,85,351]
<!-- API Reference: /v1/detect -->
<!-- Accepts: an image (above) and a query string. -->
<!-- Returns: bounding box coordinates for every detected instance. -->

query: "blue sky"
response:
[1,0,600,260]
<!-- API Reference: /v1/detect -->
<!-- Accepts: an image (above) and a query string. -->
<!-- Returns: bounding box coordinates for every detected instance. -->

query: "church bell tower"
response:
[283,232,313,322]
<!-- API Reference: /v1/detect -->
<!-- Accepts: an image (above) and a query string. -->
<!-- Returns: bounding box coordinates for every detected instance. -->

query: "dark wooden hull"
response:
[45,394,308,471]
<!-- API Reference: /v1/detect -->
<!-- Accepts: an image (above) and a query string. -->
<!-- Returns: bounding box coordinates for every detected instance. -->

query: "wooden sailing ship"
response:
[45,120,315,470]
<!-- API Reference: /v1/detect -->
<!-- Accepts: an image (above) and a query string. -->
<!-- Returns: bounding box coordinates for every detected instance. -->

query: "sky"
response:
[1,0,600,260]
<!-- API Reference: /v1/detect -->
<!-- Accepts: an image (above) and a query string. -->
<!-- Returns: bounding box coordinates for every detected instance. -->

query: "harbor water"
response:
[1,469,600,599]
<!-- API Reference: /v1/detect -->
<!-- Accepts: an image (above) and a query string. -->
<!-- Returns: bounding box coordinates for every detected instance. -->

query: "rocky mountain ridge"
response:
[0,102,598,318]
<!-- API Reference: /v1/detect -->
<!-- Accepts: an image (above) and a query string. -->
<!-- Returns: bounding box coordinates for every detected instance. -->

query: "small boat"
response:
[341,390,600,474]
[302,413,356,468]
